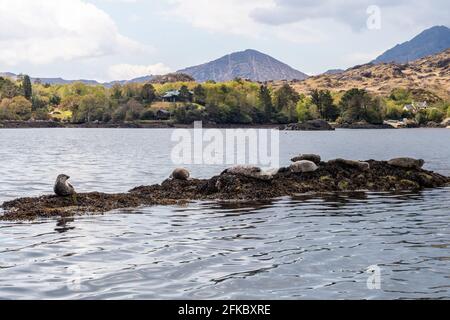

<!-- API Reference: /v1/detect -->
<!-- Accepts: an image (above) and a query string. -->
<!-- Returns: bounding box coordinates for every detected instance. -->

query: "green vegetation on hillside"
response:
[0,75,448,125]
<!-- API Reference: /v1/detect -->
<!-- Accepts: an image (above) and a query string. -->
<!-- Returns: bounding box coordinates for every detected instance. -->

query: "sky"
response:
[0,0,448,81]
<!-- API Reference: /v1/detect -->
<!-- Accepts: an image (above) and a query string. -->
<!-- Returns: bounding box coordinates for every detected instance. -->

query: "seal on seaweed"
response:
[54,174,75,197]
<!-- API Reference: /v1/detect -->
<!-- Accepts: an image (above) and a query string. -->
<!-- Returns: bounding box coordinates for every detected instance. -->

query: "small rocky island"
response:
[1,156,449,221]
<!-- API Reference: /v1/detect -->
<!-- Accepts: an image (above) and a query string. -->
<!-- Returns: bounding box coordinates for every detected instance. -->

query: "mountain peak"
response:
[373,25,450,64]
[177,49,308,82]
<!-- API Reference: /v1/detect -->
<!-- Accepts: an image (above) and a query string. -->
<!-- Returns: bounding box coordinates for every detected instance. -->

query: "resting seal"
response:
[171,168,190,181]
[328,159,370,171]
[289,160,319,173]
[221,165,275,181]
[222,165,261,176]
[54,174,75,197]
[291,154,321,165]
[388,158,425,169]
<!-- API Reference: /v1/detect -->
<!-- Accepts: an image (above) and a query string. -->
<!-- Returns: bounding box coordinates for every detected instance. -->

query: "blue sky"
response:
[0,0,448,81]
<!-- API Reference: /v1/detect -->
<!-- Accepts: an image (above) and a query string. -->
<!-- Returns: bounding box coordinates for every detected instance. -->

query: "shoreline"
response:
[1,121,449,130]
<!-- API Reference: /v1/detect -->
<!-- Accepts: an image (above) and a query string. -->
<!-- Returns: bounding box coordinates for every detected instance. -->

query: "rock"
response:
[398,179,420,190]
[388,158,424,169]
[282,120,334,131]
[215,175,241,193]
[328,159,370,171]
[2,158,449,221]
[291,154,321,164]
[335,120,394,129]
[289,160,319,173]
[425,121,443,128]
[171,168,190,180]
[441,117,450,127]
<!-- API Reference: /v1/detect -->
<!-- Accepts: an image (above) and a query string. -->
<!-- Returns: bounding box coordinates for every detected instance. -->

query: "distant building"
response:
[403,101,428,113]
[161,89,194,102]
[162,90,181,102]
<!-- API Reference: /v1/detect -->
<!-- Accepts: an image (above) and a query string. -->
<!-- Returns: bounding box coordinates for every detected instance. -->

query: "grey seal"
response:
[388,158,425,169]
[222,165,262,176]
[291,154,321,165]
[328,159,370,171]
[289,160,319,173]
[54,174,75,197]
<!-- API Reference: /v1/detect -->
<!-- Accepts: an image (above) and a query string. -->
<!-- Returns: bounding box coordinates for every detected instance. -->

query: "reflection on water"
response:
[1,189,449,300]
[0,128,450,299]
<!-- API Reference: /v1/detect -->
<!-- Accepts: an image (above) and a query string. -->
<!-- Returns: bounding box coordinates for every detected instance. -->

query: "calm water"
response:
[0,128,449,300]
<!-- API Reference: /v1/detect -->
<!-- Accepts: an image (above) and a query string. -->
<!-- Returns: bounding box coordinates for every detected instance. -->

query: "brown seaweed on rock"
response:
[1,160,449,221]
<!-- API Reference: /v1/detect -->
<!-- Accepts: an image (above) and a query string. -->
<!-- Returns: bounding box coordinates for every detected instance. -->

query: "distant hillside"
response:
[149,73,194,84]
[323,69,344,75]
[177,49,308,82]
[288,49,450,101]
[373,25,450,64]
[0,72,157,87]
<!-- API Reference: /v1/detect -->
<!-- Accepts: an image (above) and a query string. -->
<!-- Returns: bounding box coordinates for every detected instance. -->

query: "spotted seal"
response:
[289,160,319,173]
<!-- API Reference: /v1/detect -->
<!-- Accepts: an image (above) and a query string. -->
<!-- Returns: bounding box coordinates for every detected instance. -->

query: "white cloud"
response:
[251,0,449,30]
[165,0,329,44]
[108,63,172,80]
[0,0,150,66]
[165,0,449,42]
[166,0,273,37]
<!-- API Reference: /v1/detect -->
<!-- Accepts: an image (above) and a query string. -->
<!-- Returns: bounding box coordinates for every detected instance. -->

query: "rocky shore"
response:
[1,157,449,221]
[2,120,449,130]
[281,120,335,131]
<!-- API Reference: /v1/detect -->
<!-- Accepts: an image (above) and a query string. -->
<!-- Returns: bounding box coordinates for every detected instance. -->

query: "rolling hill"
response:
[287,49,450,101]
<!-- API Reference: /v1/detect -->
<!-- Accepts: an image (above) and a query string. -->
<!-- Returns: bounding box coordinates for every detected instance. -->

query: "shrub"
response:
[426,108,444,123]
[140,109,155,120]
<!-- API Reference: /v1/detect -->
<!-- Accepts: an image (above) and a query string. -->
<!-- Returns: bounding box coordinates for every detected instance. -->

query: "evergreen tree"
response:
[140,83,156,103]
[274,84,300,112]
[179,85,192,102]
[258,85,273,121]
[193,85,207,105]
[310,89,338,120]
[22,75,32,100]
[339,88,383,124]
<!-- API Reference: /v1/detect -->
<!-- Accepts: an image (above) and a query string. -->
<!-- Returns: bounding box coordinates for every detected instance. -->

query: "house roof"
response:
[157,109,170,114]
[162,90,180,98]
[162,89,194,98]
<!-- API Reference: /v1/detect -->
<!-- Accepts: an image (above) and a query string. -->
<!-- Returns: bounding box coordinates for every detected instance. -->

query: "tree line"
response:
[0,75,449,125]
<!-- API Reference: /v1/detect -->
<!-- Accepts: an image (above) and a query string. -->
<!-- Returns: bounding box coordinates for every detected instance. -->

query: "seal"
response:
[291,154,321,165]
[328,159,370,171]
[54,174,75,197]
[289,160,319,173]
[388,158,425,169]
[171,168,190,180]
[222,165,262,177]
